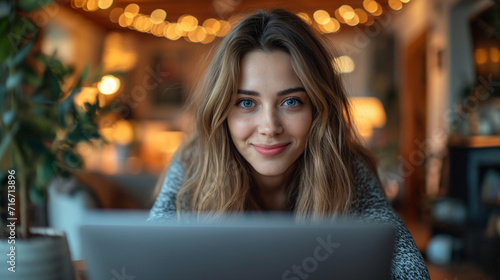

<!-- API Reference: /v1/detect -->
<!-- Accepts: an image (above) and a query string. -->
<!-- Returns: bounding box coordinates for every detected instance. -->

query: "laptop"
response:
[79,214,395,280]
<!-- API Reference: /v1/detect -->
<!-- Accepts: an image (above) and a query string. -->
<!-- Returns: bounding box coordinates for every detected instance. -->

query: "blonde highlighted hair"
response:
[157,9,379,219]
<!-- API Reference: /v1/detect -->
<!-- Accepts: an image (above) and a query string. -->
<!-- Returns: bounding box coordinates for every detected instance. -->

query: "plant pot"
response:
[0,227,74,280]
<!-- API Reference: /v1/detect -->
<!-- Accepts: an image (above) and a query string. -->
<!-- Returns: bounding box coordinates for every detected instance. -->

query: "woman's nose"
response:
[257,106,283,136]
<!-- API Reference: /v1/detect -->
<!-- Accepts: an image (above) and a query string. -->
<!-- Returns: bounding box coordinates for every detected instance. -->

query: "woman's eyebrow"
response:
[237,87,306,96]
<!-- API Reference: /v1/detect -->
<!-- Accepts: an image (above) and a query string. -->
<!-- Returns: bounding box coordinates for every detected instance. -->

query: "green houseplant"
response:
[0,0,102,278]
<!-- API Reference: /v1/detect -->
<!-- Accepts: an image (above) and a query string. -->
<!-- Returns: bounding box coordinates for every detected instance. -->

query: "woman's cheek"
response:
[228,114,254,139]
[286,114,312,137]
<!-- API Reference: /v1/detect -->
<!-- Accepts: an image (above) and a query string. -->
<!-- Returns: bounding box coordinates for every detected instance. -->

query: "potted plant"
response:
[0,0,102,279]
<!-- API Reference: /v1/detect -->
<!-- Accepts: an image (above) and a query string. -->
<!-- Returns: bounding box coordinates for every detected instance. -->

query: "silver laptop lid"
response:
[80,214,394,280]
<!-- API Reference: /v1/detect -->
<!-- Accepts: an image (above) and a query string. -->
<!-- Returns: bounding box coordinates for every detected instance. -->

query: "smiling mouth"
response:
[253,143,289,157]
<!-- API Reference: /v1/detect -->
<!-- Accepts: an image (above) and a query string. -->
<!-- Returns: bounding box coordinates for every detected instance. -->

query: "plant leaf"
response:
[30,185,46,206]
[0,122,19,163]
[21,63,42,89]
[14,39,35,66]
[67,122,100,142]
[11,17,37,45]
[6,72,22,90]
[58,87,80,127]
[35,154,56,188]
[0,85,6,105]
[0,37,13,64]
[2,110,15,127]
[42,66,62,100]
[0,2,11,19]
[0,17,9,36]
[46,56,73,82]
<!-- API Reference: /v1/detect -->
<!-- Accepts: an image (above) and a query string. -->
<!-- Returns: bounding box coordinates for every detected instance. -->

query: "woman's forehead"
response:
[238,51,303,90]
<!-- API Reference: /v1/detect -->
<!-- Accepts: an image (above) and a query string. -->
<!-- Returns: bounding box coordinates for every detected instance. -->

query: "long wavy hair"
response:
[156,9,379,219]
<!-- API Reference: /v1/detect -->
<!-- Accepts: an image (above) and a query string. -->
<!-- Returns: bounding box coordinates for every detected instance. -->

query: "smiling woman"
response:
[227,51,312,200]
[148,9,430,279]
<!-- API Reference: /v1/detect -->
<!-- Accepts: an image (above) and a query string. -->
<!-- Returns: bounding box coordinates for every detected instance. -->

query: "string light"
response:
[165,23,182,40]
[215,20,231,37]
[118,13,133,27]
[296,12,312,25]
[84,0,98,11]
[319,18,341,33]
[203,18,221,35]
[313,10,331,25]
[363,0,378,13]
[70,0,409,42]
[98,0,113,10]
[188,26,207,43]
[201,34,216,44]
[345,14,360,26]
[388,0,403,11]
[371,2,383,16]
[354,9,368,24]
[178,15,198,32]
[109,7,122,23]
[334,9,346,24]
[338,5,355,21]
[124,3,139,18]
[72,0,83,9]
[150,9,167,24]
[151,22,168,37]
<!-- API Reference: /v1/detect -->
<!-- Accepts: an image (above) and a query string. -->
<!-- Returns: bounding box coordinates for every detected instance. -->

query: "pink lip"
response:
[253,143,289,157]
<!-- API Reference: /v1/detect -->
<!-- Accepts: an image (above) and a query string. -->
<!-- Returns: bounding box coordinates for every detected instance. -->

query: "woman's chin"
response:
[251,166,289,177]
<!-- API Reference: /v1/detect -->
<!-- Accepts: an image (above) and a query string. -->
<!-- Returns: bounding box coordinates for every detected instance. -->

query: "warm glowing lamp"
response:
[491,47,500,63]
[333,56,355,74]
[112,120,134,145]
[74,87,98,108]
[350,97,386,139]
[98,75,121,95]
[74,87,106,109]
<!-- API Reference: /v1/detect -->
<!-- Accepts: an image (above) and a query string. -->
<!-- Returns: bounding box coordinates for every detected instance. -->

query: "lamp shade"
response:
[350,97,386,138]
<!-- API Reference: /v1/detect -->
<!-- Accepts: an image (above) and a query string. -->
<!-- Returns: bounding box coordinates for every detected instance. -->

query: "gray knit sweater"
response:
[148,158,430,279]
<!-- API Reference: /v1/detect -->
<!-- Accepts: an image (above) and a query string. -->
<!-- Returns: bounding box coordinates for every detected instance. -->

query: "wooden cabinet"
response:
[445,136,500,276]
[447,136,500,225]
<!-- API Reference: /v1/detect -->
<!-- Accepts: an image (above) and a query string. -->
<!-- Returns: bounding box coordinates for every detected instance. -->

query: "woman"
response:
[149,9,430,279]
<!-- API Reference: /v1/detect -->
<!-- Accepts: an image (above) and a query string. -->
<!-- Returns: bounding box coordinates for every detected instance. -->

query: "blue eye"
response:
[237,99,255,108]
[283,98,302,107]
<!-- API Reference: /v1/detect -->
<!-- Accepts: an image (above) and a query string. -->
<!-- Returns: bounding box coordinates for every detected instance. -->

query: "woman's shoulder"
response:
[349,157,430,279]
[147,156,186,222]
[351,157,381,193]
[349,156,391,214]
[167,156,186,177]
